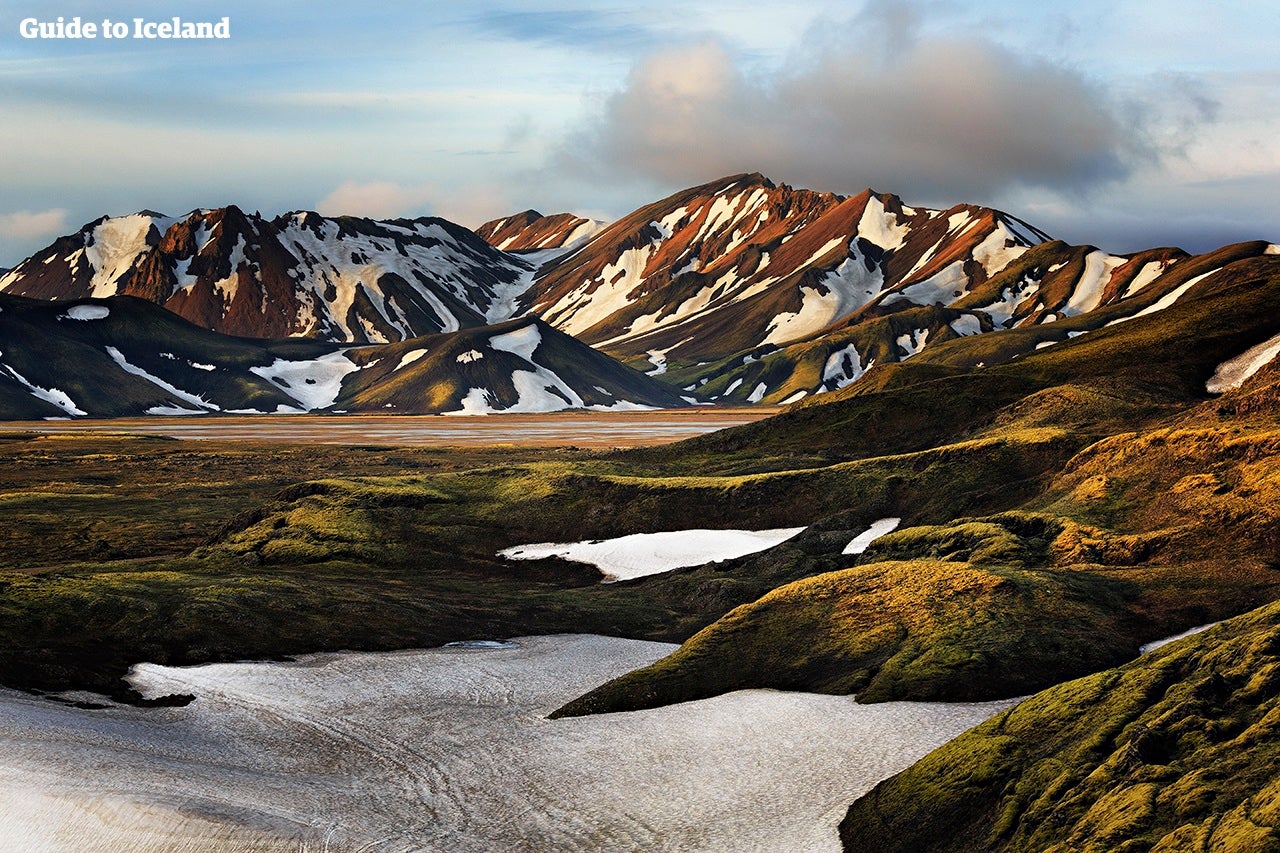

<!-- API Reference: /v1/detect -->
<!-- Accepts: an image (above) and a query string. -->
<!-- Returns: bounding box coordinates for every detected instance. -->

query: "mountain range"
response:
[3,173,1276,418]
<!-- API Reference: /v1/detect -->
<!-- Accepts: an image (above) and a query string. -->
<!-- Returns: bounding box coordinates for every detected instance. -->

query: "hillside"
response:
[0,293,680,417]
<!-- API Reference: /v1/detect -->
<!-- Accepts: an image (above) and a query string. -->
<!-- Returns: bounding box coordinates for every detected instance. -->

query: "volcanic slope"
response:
[497,175,1274,404]
[0,293,681,418]
[0,207,535,343]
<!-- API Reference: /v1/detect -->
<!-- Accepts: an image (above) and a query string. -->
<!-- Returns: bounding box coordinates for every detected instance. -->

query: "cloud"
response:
[0,209,67,241]
[556,3,1214,204]
[315,181,512,229]
[315,181,439,219]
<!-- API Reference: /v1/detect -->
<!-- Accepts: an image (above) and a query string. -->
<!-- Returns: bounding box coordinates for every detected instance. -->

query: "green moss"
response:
[839,601,1280,852]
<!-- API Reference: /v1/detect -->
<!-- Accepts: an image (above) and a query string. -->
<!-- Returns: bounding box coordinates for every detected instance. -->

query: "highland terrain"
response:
[1,174,1279,850]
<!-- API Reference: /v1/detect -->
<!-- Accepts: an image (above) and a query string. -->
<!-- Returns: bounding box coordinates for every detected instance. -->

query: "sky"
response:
[0,0,1277,264]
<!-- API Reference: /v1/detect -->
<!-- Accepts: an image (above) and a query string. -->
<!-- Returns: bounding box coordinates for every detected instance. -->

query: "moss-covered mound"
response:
[552,515,1149,717]
[839,599,1280,852]
[554,555,1143,717]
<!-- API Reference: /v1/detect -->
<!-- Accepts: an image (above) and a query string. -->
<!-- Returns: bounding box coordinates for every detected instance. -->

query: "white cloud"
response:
[315,181,513,228]
[559,31,1154,203]
[316,181,438,219]
[0,209,67,240]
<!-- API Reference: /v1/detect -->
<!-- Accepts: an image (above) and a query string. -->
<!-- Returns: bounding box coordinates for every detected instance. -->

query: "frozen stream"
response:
[0,635,1016,852]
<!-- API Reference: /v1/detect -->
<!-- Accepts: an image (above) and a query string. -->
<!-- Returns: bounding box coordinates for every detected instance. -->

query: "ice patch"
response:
[145,405,205,416]
[1206,330,1280,393]
[248,350,360,410]
[0,635,1020,853]
[843,518,902,555]
[63,305,109,321]
[500,526,806,582]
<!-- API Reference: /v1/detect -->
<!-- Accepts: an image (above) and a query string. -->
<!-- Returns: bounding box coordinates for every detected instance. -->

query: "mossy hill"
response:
[839,599,1280,851]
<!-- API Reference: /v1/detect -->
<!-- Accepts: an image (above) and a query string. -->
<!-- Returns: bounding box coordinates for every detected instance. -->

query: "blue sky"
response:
[1,0,1277,263]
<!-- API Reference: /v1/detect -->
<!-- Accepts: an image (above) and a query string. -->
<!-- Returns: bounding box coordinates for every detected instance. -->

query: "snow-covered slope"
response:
[0,207,535,343]
[476,210,606,253]
[335,317,685,414]
[519,173,1054,365]
[0,294,681,418]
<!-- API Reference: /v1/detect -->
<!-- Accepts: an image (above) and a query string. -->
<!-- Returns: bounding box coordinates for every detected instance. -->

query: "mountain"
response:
[333,317,685,413]
[0,207,535,343]
[476,210,605,253]
[0,293,681,418]
[6,174,1280,412]
[499,174,1279,404]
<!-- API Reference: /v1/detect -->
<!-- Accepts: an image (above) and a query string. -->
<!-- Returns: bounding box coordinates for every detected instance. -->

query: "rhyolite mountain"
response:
[475,210,604,253]
[0,292,681,418]
[0,207,536,343]
[6,174,1280,413]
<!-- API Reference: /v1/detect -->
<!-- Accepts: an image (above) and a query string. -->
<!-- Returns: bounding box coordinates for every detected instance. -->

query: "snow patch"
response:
[857,197,909,250]
[899,261,968,306]
[843,518,902,555]
[1140,621,1221,654]
[248,350,360,410]
[1063,251,1125,316]
[456,349,483,364]
[443,387,496,415]
[63,305,109,321]
[1108,271,1213,327]
[822,344,869,390]
[949,315,983,336]
[106,346,220,411]
[396,349,429,370]
[1120,261,1168,299]
[1206,330,1280,393]
[2,364,87,416]
[500,526,806,582]
[747,382,768,403]
[84,213,172,299]
[896,329,929,358]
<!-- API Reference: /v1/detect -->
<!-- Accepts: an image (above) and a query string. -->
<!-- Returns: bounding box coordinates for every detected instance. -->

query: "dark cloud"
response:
[555,5,1214,206]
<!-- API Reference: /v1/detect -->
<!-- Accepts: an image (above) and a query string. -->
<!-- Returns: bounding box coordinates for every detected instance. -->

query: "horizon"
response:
[2,0,1277,264]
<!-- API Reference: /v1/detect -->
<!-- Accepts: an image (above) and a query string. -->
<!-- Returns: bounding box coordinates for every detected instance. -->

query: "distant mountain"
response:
[0,207,535,343]
[6,174,1279,413]
[476,210,605,253]
[0,293,681,418]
